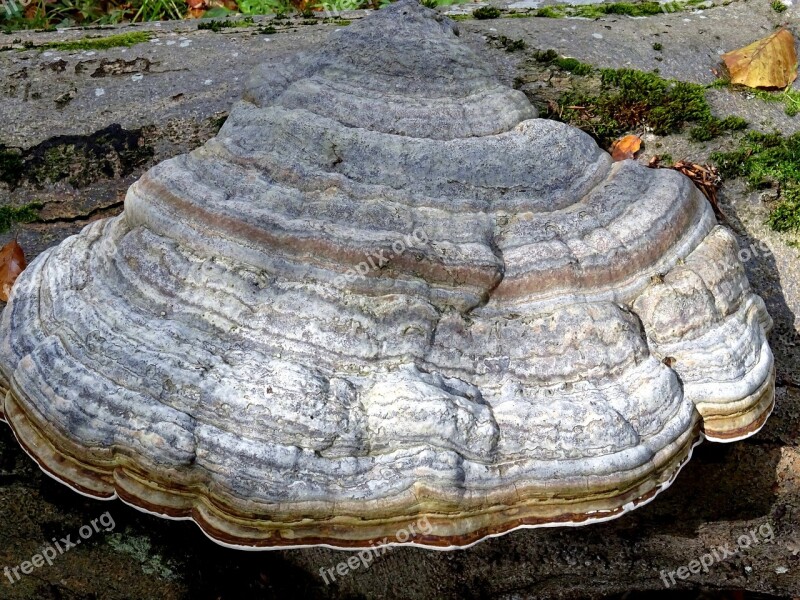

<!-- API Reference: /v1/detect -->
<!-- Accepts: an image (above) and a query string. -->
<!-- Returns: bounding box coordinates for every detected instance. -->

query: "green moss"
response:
[578,1,665,16]
[567,0,675,18]
[706,78,730,90]
[768,189,800,232]
[599,68,710,135]
[689,115,747,141]
[771,0,787,11]
[534,6,563,17]
[553,56,593,75]
[198,19,254,31]
[543,64,730,145]
[713,75,800,115]
[41,31,151,51]
[712,132,800,187]
[532,0,691,18]
[38,146,80,185]
[473,5,501,19]
[610,1,665,14]
[493,35,526,52]
[563,2,602,16]
[711,132,800,232]
[491,2,687,20]
[420,0,471,7]
[534,49,595,75]
[744,87,800,117]
[494,0,680,19]
[533,49,559,63]
[721,115,749,130]
[0,146,23,188]
[198,20,231,31]
[0,203,42,233]
[12,124,153,190]
[652,42,663,51]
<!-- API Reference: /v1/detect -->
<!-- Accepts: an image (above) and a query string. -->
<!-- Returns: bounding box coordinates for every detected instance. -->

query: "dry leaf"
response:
[208,0,239,9]
[648,158,724,219]
[0,240,26,303]
[292,0,318,11]
[721,28,798,89]
[671,161,724,219]
[610,134,642,161]
[187,0,236,16]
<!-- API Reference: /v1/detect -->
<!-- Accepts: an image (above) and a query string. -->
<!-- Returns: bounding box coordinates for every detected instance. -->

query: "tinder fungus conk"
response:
[0,0,775,549]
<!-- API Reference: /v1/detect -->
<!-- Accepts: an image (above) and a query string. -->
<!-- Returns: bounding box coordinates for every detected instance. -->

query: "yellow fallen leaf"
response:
[721,28,798,89]
[610,134,642,161]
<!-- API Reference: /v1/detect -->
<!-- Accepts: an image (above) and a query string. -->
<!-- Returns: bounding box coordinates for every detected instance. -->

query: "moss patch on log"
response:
[712,132,800,233]
[0,124,153,191]
[41,31,152,52]
[517,51,747,148]
[0,203,43,233]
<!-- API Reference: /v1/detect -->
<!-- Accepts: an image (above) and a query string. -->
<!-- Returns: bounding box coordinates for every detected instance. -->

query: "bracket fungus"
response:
[0,0,775,550]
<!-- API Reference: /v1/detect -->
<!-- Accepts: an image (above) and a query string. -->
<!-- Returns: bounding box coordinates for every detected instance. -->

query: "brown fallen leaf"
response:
[672,161,724,219]
[292,0,319,11]
[0,240,26,303]
[721,28,798,89]
[187,0,237,17]
[610,134,642,161]
[647,157,724,219]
